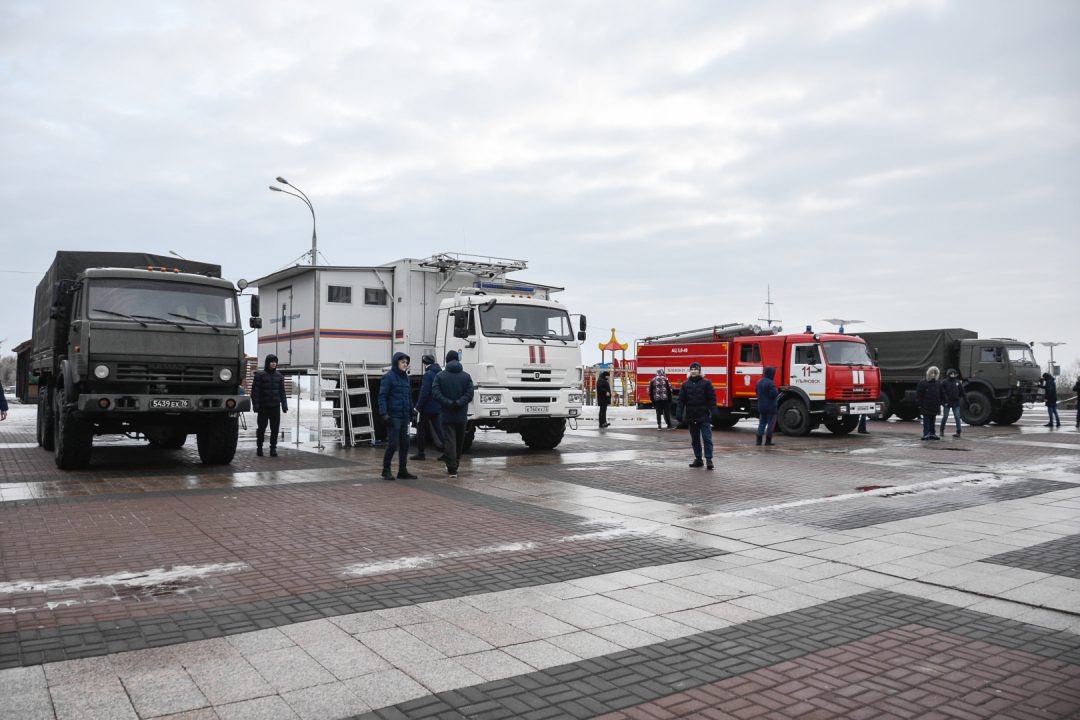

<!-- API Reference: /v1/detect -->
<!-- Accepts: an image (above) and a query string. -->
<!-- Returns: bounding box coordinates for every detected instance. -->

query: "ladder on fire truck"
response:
[316,361,376,448]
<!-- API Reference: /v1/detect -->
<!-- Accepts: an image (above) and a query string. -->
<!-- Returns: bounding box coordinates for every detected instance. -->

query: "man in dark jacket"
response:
[648,369,673,430]
[432,350,474,478]
[378,352,417,480]
[0,384,7,422]
[1043,373,1060,428]
[411,354,447,461]
[939,368,966,438]
[755,366,779,446]
[251,354,289,456]
[915,366,943,440]
[677,362,718,469]
[596,371,612,428]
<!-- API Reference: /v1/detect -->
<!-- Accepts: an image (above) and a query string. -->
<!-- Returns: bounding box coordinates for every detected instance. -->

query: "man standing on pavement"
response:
[0,384,8,421]
[411,354,447,462]
[648,369,673,430]
[432,350,474,478]
[939,368,966,437]
[1043,373,1060,428]
[1074,378,1080,428]
[915,366,943,440]
[676,362,718,469]
[378,352,418,480]
[755,366,779,446]
[251,354,288,457]
[596,371,612,428]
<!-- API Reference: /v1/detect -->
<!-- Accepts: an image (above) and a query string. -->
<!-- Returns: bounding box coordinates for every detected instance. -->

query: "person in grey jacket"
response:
[432,351,474,478]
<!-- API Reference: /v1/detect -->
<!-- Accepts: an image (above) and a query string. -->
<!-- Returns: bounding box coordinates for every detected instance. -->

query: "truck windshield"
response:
[822,341,874,366]
[478,303,574,341]
[1007,345,1036,365]
[88,279,237,327]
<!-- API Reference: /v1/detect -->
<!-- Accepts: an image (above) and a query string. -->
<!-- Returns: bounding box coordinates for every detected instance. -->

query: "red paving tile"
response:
[594,625,1080,720]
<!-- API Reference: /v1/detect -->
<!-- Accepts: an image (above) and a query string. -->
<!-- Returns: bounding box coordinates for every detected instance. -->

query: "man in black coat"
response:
[251,354,289,456]
[676,362,718,469]
[1043,373,1060,428]
[915,366,943,441]
[432,350,474,478]
[596,371,612,428]
[939,368,966,438]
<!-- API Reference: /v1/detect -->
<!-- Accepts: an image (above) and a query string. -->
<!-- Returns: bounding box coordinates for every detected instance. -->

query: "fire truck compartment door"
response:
[790,343,825,400]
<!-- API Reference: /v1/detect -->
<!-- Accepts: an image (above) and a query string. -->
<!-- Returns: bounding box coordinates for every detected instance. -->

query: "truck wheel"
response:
[873,393,892,421]
[893,405,920,422]
[197,416,239,464]
[521,418,565,450]
[38,386,56,451]
[711,417,739,430]
[991,405,1024,426]
[423,416,445,452]
[54,390,93,470]
[960,391,993,426]
[462,422,477,453]
[777,398,812,437]
[823,415,860,435]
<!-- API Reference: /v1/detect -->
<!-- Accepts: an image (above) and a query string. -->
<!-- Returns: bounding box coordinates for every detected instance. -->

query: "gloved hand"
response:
[450,400,461,410]
[380,414,391,426]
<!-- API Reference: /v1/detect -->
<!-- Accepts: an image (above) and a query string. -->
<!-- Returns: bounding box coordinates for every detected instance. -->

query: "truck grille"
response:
[115,363,215,383]
[836,388,874,400]
[506,368,567,384]
[512,396,557,403]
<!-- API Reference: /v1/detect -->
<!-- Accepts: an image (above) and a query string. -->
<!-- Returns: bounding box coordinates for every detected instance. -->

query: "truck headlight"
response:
[219,368,233,382]
[479,394,502,404]
[94,364,110,379]
[568,393,583,404]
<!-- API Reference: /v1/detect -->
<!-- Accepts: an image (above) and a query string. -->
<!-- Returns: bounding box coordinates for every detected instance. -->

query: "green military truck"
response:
[859,329,1044,426]
[32,252,251,469]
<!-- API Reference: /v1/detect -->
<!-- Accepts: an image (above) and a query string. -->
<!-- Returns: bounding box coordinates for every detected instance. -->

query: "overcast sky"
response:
[2,0,1077,371]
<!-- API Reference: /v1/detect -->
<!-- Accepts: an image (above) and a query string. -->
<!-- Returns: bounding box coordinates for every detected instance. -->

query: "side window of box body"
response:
[364,288,388,306]
[327,285,352,304]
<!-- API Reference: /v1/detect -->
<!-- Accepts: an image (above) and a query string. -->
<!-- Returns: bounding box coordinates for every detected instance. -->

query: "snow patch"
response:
[0,563,248,595]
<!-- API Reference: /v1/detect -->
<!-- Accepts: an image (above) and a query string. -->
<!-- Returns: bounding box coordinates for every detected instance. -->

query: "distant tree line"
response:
[0,354,15,387]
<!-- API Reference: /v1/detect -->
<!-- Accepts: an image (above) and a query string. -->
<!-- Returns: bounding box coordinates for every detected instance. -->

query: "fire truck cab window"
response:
[795,345,822,365]
[740,344,761,364]
[822,341,873,366]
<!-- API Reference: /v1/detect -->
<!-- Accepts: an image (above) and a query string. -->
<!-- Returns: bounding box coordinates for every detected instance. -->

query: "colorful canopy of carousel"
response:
[599,329,628,352]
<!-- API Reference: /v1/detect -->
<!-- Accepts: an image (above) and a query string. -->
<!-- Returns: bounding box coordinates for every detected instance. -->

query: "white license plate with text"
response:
[848,403,876,414]
[150,398,191,410]
[525,406,548,413]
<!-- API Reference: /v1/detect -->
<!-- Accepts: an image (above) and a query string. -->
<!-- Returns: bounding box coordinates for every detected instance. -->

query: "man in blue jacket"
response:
[379,352,417,480]
[251,354,288,457]
[676,362,718,469]
[1043,373,1060,428]
[755,366,779,446]
[411,354,447,461]
[432,350,474,478]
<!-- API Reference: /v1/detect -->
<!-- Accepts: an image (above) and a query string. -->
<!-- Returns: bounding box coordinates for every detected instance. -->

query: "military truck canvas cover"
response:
[859,329,977,384]
[32,251,222,366]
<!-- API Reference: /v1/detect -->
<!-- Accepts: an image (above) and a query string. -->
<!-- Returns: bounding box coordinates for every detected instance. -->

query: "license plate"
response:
[849,402,876,414]
[525,406,548,413]
[150,398,191,410]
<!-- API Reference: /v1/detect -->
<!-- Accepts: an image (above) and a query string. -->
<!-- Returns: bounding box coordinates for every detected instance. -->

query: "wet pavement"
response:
[1,405,1079,719]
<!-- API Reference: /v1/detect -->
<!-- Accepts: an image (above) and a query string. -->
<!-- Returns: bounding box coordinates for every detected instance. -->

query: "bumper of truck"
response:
[471,388,584,420]
[76,394,251,414]
[825,401,883,417]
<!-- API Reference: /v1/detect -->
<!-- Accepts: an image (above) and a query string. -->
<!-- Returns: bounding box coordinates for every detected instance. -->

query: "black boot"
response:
[689,458,704,468]
[410,453,426,461]
[436,454,447,462]
[381,467,395,480]
[269,447,277,457]
[706,459,714,470]
[256,446,263,456]
[765,437,774,446]
[398,467,418,480]
[755,436,762,446]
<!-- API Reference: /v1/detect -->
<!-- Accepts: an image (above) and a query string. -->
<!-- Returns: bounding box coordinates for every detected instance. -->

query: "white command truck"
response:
[247,253,587,451]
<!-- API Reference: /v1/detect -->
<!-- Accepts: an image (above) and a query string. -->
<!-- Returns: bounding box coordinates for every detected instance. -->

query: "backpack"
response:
[650,376,670,401]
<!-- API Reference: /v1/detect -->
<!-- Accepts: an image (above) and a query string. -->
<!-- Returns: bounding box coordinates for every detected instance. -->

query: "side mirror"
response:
[452,310,470,339]
[578,331,586,342]
[249,317,263,329]
[873,347,879,362]
[579,315,587,332]
[250,295,260,318]
[49,305,65,320]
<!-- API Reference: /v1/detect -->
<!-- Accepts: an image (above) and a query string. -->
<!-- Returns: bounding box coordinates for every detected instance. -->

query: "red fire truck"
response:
[636,323,882,436]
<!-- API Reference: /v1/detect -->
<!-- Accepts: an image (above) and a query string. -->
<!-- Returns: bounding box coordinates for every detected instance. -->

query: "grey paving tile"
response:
[326,612,397,636]
[533,599,616,630]
[50,679,138,720]
[186,657,275,705]
[344,668,429,710]
[402,621,493,657]
[568,594,654,622]
[357,627,447,666]
[0,665,46,695]
[281,682,371,720]
[454,649,536,681]
[502,640,582,670]
[305,638,391,680]
[279,619,352,647]
[546,631,625,658]
[587,622,664,649]
[491,607,579,639]
[169,639,241,668]
[0,687,54,720]
[625,615,698,640]
[373,605,436,626]
[115,667,208,719]
[225,629,296,657]
[448,615,539,647]
[215,695,299,720]
[403,658,486,693]
[152,709,220,720]
[245,646,337,693]
[43,655,118,687]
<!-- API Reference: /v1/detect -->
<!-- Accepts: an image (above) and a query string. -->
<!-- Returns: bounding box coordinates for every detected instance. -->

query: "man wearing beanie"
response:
[432,350,474,478]
[676,362,718,469]
[251,354,288,457]
[378,352,417,480]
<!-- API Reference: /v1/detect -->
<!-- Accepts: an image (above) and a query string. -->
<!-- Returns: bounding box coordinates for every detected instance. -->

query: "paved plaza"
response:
[2,405,1080,719]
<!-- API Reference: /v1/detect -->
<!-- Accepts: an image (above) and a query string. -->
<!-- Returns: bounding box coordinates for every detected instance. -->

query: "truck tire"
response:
[711,417,739,430]
[38,386,56,451]
[521,418,566,450]
[823,415,860,435]
[960,391,993,426]
[991,405,1024,426]
[873,393,892,421]
[777,398,812,437]
[54,390,93,470]
[197,415,239,464]
[421,416,445,452]
[893,405,920,422]
[462,422,476,453]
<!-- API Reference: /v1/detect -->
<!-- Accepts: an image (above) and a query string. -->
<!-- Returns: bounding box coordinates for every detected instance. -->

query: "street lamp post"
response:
[271,178,322,447]
[1039,342,1065,375]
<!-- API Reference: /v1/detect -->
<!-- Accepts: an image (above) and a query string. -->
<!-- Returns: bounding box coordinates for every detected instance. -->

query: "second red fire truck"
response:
[636,323,882,436]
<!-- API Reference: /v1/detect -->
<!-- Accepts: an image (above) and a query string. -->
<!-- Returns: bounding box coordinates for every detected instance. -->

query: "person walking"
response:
[251,354,288,456]
[676,362,718,469]
[1043,373,1060,428]
[755,366,779,446]
[648,369,673,429]
[1074,378,1080,428]
[411,354,447,461]
[596,371,612,428]
[432,350,474,478]
[378,352,417,480]
[915,366,943,440]
[939,368,966,438]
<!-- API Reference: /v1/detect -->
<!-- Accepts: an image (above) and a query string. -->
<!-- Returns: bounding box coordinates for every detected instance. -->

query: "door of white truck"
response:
[276,286,293,366]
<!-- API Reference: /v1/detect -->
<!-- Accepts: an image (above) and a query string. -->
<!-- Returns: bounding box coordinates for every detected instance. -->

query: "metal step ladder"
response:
[316,362,346,449]
[341,361,376,446]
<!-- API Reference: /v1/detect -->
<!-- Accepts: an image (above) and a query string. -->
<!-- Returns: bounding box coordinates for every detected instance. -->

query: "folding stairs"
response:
[316,361,376,448]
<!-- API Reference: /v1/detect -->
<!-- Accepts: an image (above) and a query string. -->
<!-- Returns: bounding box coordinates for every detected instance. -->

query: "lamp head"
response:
[269,186,282,192]
[276,176,288,184]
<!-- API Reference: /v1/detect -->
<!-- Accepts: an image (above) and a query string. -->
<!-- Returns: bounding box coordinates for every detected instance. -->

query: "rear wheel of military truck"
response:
[197,415,239,464]
[521,418,566,450]
[960,391,994,426]
[54,389,93,470]
[991,405,1024,426]
[38,384,55,451]
[893,405,920,422]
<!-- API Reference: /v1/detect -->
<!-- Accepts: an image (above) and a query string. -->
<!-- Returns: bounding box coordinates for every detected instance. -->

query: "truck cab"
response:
[956,339,1043,424]
[435,293,585,449]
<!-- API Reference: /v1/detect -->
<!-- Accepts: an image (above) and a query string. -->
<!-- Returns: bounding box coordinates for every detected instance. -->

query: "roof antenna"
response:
[462,229,467,256]
[757,285,782,328]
